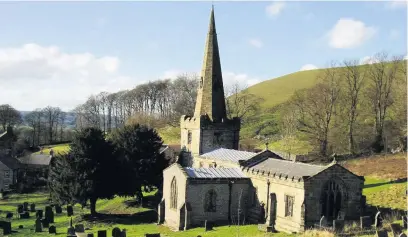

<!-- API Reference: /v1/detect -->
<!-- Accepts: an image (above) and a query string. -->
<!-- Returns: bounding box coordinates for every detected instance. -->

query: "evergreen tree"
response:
[110,124,165,200]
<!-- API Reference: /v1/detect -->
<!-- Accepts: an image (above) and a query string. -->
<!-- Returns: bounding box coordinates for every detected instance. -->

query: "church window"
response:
[170,177,178,209]
[187,131,192,144]
[284,195,294,217]
[204,189,217,212]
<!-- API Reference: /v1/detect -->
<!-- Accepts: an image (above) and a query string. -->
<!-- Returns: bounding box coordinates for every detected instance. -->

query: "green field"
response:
[33,144,70,155]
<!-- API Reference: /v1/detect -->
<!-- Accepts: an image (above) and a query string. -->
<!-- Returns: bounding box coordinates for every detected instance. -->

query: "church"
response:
[158,7,365,234]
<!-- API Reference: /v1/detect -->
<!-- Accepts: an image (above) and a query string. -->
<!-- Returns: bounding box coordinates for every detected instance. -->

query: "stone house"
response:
[158,7,365,234]
[0,153,20,191]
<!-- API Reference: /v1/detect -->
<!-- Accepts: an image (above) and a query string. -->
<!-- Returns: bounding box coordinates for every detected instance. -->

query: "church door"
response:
[321,180,342,221]
[268,193,277,227]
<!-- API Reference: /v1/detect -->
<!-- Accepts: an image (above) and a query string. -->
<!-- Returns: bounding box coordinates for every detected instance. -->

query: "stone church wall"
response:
[185,179,251,227]
[303,164,364,227]
[162,164,188,230]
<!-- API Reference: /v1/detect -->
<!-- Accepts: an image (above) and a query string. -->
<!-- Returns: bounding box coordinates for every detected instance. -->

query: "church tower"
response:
[180,7,241,166]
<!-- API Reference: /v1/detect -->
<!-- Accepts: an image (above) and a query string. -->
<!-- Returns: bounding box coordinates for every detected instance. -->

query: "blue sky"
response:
[0,1,406,111]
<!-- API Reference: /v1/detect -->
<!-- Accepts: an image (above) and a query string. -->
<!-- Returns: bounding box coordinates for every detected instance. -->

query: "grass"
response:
[33,143,70,155]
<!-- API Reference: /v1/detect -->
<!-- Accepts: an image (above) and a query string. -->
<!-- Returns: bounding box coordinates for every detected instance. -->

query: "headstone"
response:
[36,210,43,219]
[376,230,388,237]
[333,219,345,232]
[45,206,54,223]
[23,202,29,211]
[49,225,56,234]
[0,221,12,235]
[320,216,328,227]
[20,211,30,219]
[360,216,372,229]
[74,224,85,233]
[17,204,23,213]
[112,227,121,237]
[42,218,49,228]
[30,203,36,212]
[390,223,403,237]
[375,212,383,228]
[67,205,74,216]
[55,205,62,214]
[18,225,23,229]
[35,218,42,232]
[87,234,94,237]
[402,216,407,229]
[67,226,75,236]
[121,229,127,237]
[97,230,107,237]
[145,234,160,237]
[5,213,12,219]
[204,220,213,231]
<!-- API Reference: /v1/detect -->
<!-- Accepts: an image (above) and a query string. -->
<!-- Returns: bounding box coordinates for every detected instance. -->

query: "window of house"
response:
[4,171,9,178]
[284,195,294,217]
[204,189,217,212]
[170,177,177,209]
[187,131,192,144]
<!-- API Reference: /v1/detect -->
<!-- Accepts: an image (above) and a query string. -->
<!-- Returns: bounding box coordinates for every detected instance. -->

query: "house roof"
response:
[246,158,326,179]
[183,167,248,179]
[0,154,20,169]
[18,154,53,166]
[200,148,257,163]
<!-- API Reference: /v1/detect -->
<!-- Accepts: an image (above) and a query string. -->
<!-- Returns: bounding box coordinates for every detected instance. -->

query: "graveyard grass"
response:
[33,143,70,155]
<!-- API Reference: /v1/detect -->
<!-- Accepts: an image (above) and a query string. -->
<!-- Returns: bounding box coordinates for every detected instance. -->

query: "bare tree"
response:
[42,106,62,143]
[25,109,43,146]
[280,104,299,158]
[341,59,366,154]
[0,104,22,131]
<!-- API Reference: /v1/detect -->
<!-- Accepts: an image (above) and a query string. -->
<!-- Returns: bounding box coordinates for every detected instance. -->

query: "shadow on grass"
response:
[123,194,159,210]
[365,204,406,217]
[363,178,407,189]
[82,210,158,225]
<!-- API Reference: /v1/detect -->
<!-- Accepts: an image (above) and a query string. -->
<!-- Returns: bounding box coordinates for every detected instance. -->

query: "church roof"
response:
[183,167,247,179]
[247,158,326,178]
[200,148,257,163]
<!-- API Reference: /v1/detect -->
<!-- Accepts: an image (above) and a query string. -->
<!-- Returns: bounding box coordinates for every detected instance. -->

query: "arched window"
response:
[170,177,177,209]
[204,189,217,212]
[321,180,343,220]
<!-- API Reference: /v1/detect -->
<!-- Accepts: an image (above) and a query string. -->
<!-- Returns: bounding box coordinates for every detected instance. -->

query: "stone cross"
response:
[49,225,56,234]
[320,216,328,227]
[35,217,42,232]
[375,212,383,228]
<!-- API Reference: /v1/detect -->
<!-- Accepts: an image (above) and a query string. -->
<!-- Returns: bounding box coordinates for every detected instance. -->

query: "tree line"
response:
[280,52,407,157]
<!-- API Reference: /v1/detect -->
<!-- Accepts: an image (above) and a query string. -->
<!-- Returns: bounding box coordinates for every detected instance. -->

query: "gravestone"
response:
[337,211,345,220]
[23,202,29,211]
[360,216,372,229]
[121,229,127,237]
[42,218,49,228]
[17,204,23,213]
[18,225,23,229]
[30,203,36,212]
[20,211,30,219]
[97,230,107,237]
[145,234,160,237]
[74,224,85,233]
[399,233,407,237]
[87,234,94,237]
[55,205,62,214]
[375,212,383,228]
[0,221,12,235]
[49,225,56,234]
[5,213,12,219]
[376,230,388,237]
[402,216,407,229]
[67,225,75,236]
[333,219,345,232]
[320,216,328,227]
[45,206,54,223]
[36,210,43,219]
[112,227,121,237]
[390,223,402,237]
[67,205,74,216]
[35,217,42,232]
[204,220,213,231]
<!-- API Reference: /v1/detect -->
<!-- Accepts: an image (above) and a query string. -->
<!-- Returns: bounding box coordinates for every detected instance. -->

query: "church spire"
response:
[194,6,227,122]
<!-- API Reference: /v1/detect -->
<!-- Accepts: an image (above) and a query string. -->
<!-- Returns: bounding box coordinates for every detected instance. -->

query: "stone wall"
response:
[162,164,188,230]
[303,164,364,227]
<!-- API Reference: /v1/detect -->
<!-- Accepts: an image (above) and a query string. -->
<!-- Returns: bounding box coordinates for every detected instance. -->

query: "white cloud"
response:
[223,71,261,88]
[265,1,286,17]
[326,18,377,49]
[386,0,408,9]
[248,38,264,48]
[0,43,137,111]
[299,64,318,71]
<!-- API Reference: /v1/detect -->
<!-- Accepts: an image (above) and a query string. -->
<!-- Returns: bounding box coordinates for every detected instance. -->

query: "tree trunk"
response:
[90,197,98,216]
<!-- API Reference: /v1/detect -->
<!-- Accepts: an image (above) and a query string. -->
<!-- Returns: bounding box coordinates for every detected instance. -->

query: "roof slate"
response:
[0,154,20,169]
[183,167,248,179]
[248,158,326,178]
[200,148,257,163]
